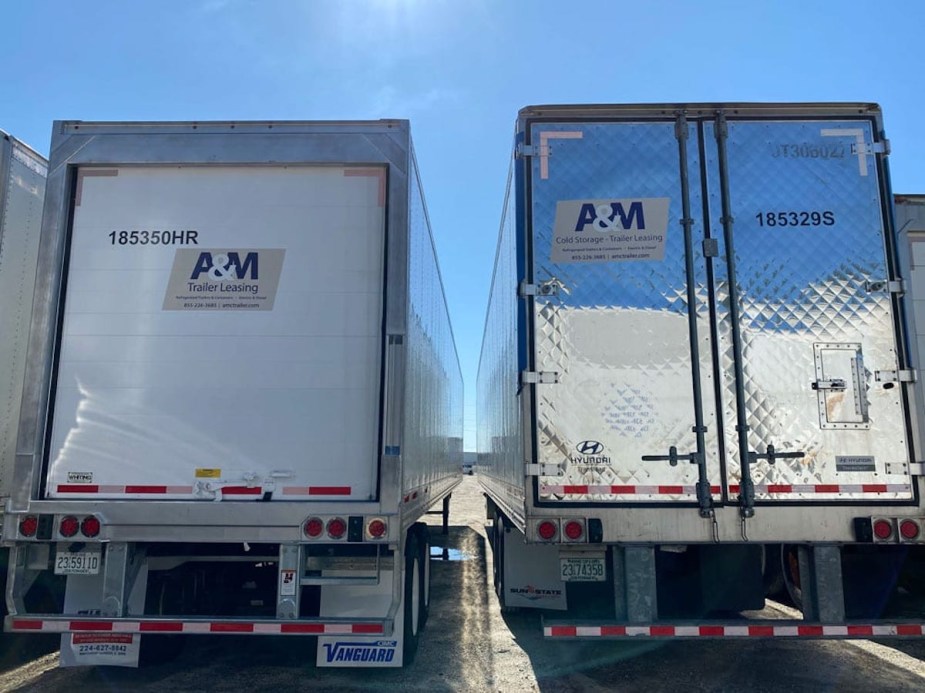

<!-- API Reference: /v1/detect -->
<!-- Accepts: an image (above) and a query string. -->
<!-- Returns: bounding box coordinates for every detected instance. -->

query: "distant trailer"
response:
[479,103,925,639]
[2,120,463,668]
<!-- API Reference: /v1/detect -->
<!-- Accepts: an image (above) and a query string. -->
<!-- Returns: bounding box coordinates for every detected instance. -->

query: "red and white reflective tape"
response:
[540,483,913,497]
[281,487,352,496]
[540,485,722,496]
[729,484,911,495]
[544,624,925,638]
[53,485,353,497]
[55,485,195,495]
[10,618,384,635]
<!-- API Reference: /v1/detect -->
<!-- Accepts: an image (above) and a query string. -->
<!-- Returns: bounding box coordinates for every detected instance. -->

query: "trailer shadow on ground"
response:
[497,589,925,692]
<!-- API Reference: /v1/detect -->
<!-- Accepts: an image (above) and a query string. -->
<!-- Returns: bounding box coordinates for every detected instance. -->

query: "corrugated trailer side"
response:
[0,132,46,518]
[480,103,925,639]
[3,120,461,669]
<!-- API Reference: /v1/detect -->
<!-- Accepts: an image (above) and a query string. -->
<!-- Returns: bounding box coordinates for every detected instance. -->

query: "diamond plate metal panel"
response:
[703,119,912,501]
[529,122,720,503]
[402,154,464,493]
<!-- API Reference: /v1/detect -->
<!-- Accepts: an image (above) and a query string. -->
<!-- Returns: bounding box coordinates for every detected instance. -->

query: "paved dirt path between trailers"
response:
[4,475,925,692]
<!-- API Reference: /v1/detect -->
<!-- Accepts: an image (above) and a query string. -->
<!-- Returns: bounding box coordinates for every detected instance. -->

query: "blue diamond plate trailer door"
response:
[703,117,914,502]
[527,120,722,505]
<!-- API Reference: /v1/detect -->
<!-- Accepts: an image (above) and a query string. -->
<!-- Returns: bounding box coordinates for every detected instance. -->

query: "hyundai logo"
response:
[576,440,604,455]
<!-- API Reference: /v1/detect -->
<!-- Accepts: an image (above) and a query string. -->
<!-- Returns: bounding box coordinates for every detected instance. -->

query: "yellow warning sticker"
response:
[195,468,221,478]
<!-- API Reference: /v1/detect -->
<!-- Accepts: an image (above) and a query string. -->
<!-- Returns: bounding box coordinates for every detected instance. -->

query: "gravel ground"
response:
[3,475,925,692]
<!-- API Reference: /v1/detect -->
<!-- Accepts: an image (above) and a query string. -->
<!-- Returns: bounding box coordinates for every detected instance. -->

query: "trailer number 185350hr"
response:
[560,557,606,582]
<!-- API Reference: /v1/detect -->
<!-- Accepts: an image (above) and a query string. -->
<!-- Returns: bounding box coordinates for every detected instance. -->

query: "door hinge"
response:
[866,279,904,294]
[515,143,541,158]
[874,369,916,384]
[521,371,559,385]
[911,463,925,476]
[525,463,563,477]
[519,280,560,298]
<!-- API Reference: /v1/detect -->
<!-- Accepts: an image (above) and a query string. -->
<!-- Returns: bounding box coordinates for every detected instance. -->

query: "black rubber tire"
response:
[781,544,803,611]
[762,544,786,599]
[140,576,188,666]
[417,524,431,629]
[494,516,507,605]
[402,533,421,666]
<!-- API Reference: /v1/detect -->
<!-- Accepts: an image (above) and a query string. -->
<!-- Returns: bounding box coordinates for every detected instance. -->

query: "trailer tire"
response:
[402,533,422,666]
[781,544,803,611]
[417,524,431,629]
[140,576,188,665]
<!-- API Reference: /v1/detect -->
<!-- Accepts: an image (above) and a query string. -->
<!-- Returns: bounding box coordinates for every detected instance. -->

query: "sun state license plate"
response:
[54,551,101,575]
[560,557,606,582]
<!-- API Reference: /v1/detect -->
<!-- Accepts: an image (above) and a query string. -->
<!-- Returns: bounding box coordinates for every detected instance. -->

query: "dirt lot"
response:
[4,475,925,692]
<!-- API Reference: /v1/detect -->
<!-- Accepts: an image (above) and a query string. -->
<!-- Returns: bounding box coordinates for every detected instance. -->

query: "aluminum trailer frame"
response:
[479,103,925,636]
[3,120,462,667]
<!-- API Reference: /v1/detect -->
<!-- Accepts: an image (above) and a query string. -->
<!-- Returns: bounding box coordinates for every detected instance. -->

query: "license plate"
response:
[54,551,101,575]
[560,557,606,582]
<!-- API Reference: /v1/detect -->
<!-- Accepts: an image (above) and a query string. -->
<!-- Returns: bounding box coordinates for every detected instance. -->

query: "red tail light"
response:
[19,515,38,538]
[873,519,894,540]
[537,520,557,541]
[326,517,347,539]
[80,516,101,538]
[59,516,80,538]
[367,519,387,539]
[303,517,324,538]
[564,520,584,541]
[899,519,920,540]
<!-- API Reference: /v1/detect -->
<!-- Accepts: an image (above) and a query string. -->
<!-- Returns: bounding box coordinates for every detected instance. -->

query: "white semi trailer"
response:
[478,103,925,639]
[0,130,47,635]
[2,120,463,668]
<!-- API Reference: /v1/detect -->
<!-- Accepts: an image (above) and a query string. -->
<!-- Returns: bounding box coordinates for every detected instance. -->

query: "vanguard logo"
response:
[190,251,259,281]
[574,202,646,232]
[322,640,397,663]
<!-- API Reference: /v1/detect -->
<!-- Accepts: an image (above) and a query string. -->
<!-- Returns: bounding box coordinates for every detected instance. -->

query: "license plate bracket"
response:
[560,556,606,582]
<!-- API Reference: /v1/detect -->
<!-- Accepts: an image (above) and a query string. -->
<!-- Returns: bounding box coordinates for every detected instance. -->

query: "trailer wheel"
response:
[140,576,188,665]
[781,545,803,610]
[402,533,422,666]
[417,524,431,629]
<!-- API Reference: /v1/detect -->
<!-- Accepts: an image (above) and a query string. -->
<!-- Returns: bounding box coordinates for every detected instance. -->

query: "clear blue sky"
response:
[3,0,925,450]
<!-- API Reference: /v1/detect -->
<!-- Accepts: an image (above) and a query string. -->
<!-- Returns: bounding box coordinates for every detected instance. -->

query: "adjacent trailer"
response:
[478,103,925,640]
[0,131,47,619]
[3,120,463,668]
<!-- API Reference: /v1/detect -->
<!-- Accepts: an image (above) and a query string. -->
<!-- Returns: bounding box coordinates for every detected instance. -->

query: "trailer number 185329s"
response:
[560,557,606,582]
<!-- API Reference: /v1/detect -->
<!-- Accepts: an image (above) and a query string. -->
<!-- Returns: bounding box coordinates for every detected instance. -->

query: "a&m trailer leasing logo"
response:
[163,248,286,311]
[551,198,669,264]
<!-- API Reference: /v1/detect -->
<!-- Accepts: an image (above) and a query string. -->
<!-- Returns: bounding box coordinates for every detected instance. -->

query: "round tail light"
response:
[326,517,347,539]
[59,516,80,538]
[873,519,894,540]
[899,519,920,540]
[564,520,584,541]
[537,520,557,541]
[367,519,387,539]
[19,515,38,538]
[81,516,101,538]
[303,517,324,538]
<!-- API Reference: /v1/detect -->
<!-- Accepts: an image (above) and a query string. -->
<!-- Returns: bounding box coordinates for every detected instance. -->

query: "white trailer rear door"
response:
[45,165,386,501]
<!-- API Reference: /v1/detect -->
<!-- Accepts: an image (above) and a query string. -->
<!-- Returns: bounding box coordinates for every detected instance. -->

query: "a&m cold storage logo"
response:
[163,248,285,311]
[551,198,670,264]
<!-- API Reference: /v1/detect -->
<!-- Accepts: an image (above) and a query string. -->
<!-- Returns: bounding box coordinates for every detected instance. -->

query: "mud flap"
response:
[502,527,567,610]
[59,563,148,668]
[316,571,403,668]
